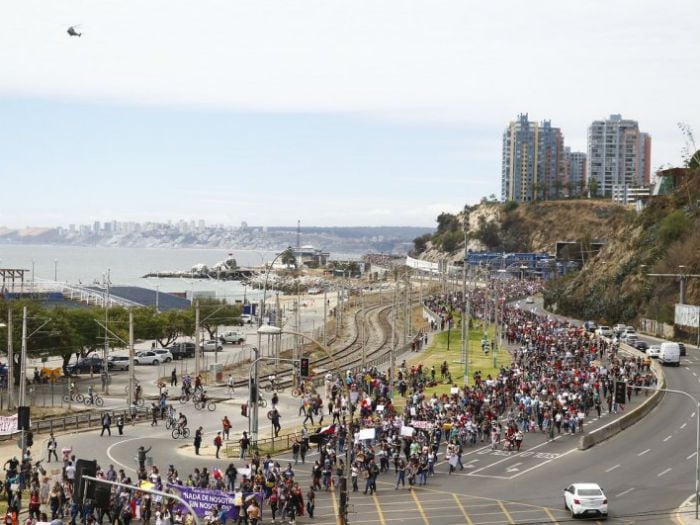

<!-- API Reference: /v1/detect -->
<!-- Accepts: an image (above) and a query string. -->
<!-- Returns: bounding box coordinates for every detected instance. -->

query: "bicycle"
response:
[165,416,178,430]
[194,400,216,411]
[171,426,191,439]
[84,395,104,407]
[63,392,84,403]
[264,381,285,393]
[257,397,267,408]
[290,387,302,397]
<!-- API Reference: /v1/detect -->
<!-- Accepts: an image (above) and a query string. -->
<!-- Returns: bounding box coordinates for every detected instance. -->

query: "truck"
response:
[659,342,681,366]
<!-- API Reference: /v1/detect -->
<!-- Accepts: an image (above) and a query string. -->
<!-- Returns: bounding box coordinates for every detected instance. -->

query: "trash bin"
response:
[210,364,224,383]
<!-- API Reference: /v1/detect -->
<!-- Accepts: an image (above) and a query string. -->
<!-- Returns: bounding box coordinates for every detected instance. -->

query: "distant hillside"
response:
[413,171,700,329]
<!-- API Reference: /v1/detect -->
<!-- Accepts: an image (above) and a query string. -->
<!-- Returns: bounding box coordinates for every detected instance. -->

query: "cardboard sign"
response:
[400,426,415,437]
[450,387,459,395]
[358,428,376,441]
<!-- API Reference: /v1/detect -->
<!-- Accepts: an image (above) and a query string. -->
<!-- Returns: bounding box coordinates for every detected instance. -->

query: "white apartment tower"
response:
[586,114,651,197]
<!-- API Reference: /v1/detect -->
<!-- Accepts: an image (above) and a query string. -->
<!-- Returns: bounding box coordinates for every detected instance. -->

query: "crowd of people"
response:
[1,277,660,525]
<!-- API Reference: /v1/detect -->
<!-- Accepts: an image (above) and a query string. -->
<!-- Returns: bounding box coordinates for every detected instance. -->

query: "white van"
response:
[659,342,681,366]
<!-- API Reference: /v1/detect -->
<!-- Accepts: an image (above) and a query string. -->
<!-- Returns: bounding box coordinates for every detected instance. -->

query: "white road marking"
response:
[693,412,697,418]
[605,464,620,473]
[505,462,522,473]
[616,488,635,498]
[681,423,687,429]
[638,449,650,456]
[658,468,672,477]
[693,372,697,377]
[688,452,698,460]
[663,435,673,442]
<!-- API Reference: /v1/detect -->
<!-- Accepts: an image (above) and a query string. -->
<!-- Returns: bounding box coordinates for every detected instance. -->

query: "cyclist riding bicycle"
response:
[177,412,188,431]
[87,384,95,404]
[268,374,277,388]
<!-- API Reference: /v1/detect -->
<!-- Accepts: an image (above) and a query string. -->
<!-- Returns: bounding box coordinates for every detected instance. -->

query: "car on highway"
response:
[134,351,167,365]
[240,314,253,324]
[200,339,223,352]
[620,328,637,341]
[107,355,130,371]
[595,325,613,337]
[169,342,195,360]
[646,345,660,358]
[66,356,104,375]
[632,340,649,352]
[525,296,534,304]
[659,342,681,366]
[678,342,687,356]
[563,482,608,519]
[220,331,246,344]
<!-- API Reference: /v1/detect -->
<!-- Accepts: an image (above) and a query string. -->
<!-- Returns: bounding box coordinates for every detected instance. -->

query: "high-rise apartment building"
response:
[501,114,564,202]
[562,147,587,197]
[586,114,651,196]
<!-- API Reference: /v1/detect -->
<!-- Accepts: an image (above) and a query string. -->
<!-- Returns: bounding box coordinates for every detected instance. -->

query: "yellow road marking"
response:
[330,485,341,525]
[453,494,474,525]
[498,500,515,524]
[543,507,560,524]
[372,494,387,525]
[411,489,430,525]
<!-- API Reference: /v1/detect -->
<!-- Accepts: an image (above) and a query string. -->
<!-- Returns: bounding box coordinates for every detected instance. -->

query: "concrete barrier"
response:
[579,343,666,450]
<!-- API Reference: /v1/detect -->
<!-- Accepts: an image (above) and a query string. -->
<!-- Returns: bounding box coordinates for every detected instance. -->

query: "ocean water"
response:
[0,245,281,301]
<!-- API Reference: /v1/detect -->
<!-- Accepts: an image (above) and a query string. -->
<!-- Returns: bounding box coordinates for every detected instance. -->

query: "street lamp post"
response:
[54,259,58,282]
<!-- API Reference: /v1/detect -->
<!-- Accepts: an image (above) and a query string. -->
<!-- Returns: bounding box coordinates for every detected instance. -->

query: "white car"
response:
[152,349,174,362]
[134,351,166,365]
[200,339,223,352]
[646,345,660,358]
[621,329,637,341]
[221,331,246,344]
[564,483,608,519]
[525,296,534,304]
[595,326,613,337]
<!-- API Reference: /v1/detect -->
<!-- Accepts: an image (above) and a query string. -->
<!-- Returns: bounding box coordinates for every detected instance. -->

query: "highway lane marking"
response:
[615,488,635,498]
[638,449,650,456]
[693,372,697,377]
[664,435,673,442]
[452,494,474,525]
[371,494,387,525]
[507,447,578,480]
[410,488,430,525]
[330,485,341,525]
[605,464,620,472]
[498,501,515,524]
[106,436,161,473]
[658,468,672,477]
[468,436,558,474]
[543,507,560,524]
[681,423,688,429]
[505,462,522,473]
[688,452,697,460]
[693,412,697,418]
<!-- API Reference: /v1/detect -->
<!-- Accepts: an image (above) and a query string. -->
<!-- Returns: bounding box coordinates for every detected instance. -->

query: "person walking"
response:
[194,427,203,456]
[239,431,250,459]
[222,416,232,440]
[214,432,223,459]
[151,403,159,426]
[270,408,281,437]
[116,414,124,435]
[227,374,235,396]
[100,413,112,437]
[170,369,178,387]
[46,433,58,462]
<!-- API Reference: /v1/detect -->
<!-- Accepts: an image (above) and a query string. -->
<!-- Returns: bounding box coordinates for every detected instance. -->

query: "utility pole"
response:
[128,311,135,406]
[361,290,366,369]
[103,269,111,395]
[19,306,28,461]
[7,309,13,410]
[323,288,328,347]
[194,300,201,378]
[390,279,397,396]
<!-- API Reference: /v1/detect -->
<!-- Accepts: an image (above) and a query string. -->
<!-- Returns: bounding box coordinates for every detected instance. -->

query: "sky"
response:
[1,0,699,228]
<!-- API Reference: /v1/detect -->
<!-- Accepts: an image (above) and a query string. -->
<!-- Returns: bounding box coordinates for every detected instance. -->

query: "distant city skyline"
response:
[1,1,698,227]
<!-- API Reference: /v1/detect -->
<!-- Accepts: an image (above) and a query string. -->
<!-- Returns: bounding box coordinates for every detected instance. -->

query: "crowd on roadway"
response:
[2,277,659,525]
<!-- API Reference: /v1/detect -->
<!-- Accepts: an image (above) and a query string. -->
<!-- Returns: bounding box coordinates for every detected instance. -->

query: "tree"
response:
[412,233,432,255]
[196,299,241,339]
[280,247,296,269]
[588,178,599,198]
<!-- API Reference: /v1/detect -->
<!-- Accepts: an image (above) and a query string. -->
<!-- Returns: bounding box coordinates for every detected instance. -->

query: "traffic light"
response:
[614,381,627,405]
[25,431,33,448]
[300,357,310,378]
[18,406,30,430]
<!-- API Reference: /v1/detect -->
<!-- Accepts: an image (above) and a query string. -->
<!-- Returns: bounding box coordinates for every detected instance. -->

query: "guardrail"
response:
[224,428,305,457]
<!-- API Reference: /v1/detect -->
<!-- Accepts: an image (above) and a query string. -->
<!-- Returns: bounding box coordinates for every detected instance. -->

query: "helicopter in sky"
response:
[67,25,82,37]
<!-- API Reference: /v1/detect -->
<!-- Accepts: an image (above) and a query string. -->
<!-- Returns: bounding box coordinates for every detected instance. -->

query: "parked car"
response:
[563,483,608,519]
[220,331,246,344]
[646,345,661,358]
[170,342,195,360]
[678,342,687,356]
[621,328,637,341]
[633,340,649,352]
[152,349,174,363]
[240,314,253,324]
[134,351,164,365]
[200,339,223,352]
[107,356,130,371]
[66,356,104,375]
